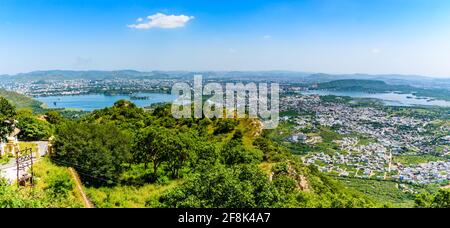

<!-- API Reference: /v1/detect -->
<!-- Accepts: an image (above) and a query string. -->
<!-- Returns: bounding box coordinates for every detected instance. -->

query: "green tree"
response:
[133,127,176,179]
[0,97,16,139]
[159,165,280,208]
[86,100,151,130]
[213,119,237,135]
[415,189,450,208]
[221,139,263,165]
[45,110,63,124]
[188,140,218,173]
[133,127,200,180]
[166,131,193,178]
[52,122,131,186]
[16,110,51,141]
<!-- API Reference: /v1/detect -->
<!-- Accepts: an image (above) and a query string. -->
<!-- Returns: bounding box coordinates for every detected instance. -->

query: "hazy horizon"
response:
[2,69,450,79]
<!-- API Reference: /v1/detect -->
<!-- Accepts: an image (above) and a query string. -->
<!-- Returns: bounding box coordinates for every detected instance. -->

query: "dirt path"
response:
[69,167,94,208]
[441,184,450,189]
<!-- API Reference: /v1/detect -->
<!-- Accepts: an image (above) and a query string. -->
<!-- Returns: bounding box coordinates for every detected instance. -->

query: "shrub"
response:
[52,122,132,186]
[44,169,75,197]
[160,165,280,208]
[16,111,52,141]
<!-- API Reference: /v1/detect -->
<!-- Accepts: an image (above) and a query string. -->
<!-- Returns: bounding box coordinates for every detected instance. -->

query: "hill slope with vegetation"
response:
[316,79,450,101]
[0,89,44,111]
[38,101,383,208]
[3,96,450,208]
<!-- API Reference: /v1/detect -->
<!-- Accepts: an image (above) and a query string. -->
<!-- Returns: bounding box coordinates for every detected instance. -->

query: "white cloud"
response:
[371,48,381,54]
[128,13,194,30]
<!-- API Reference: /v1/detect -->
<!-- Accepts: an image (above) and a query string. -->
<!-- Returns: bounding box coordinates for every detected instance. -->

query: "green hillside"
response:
[1,101,385,208]
[317,79,408,92]
[0,89,44,111]
[317,79,450,101]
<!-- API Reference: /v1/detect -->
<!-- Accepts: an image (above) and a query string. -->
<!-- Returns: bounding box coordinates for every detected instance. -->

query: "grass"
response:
[280,109,300,117]
[357,137,377,146]
[0,89,44,112]
[266,121,295,141]
[394,155,446,166]
[31,158,85,207]
[236,118,261,150]
[18,142,38,155]
[0,155,12,165]
[85,179,182,208]
[259,162,275,176]
[335,176,433,208]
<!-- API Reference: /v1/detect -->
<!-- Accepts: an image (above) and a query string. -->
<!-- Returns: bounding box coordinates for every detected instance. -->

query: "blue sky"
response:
[1,0,450,77]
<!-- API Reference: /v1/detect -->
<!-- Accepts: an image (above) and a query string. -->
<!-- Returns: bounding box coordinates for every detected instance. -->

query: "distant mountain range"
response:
[1,70,449,90]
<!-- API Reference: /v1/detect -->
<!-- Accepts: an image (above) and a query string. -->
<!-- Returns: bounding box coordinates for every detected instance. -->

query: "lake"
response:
[36,93,177,111]
[302,90,450,107]
[34,90,450,111]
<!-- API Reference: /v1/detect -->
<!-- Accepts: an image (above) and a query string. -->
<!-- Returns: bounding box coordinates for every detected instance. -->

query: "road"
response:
[36,141,48,157]
[0,159,19,184]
